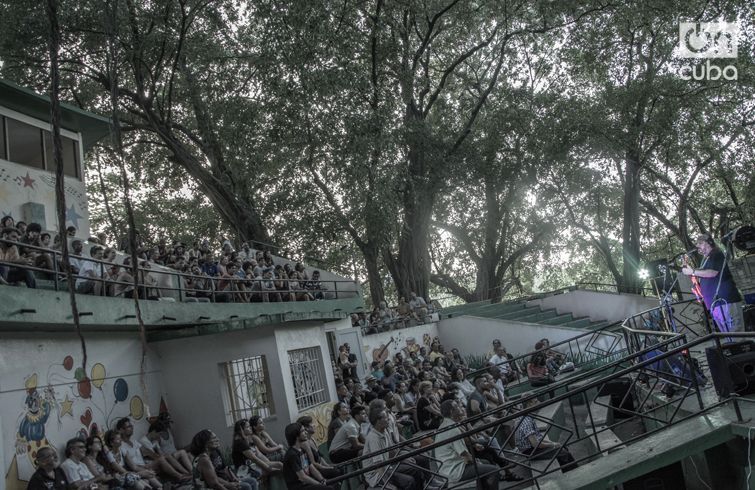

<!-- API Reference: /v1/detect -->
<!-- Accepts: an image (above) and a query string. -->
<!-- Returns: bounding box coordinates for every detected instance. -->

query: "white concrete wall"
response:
[152,325,286,447]
[153,321,339,449]
[273,323,338,423]
[0,105,89,236]
[437,316,619,358]
[0,333,162,490]
[527,290,659,323]
[360,323,440,370]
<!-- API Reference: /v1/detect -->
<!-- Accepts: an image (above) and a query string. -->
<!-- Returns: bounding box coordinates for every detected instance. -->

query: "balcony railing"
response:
[0,238,359,303]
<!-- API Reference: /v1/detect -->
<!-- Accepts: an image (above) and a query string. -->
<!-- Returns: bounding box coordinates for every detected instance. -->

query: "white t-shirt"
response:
[159,431,178,454]
[121,438,146,467]
[138,436,160,459]
[60,458,95,483]
[489,354,511,374]
[76,259,104,288]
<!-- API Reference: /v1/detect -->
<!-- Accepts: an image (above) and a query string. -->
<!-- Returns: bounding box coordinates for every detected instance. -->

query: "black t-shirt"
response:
[699,248,742,307]
[282,446,310,489]
[27,467,68,490]
[416,397,442,431]
[232,437,252,468]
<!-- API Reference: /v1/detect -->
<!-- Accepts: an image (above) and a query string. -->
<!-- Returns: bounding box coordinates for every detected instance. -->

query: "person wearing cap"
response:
[682,233,744,334]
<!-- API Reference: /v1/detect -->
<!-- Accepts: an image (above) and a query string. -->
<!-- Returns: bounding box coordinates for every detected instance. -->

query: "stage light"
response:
[638,269,650,280]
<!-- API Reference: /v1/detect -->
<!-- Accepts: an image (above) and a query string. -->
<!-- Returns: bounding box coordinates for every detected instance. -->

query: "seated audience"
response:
[416,381,443,431]
[60,437,108,489]
[83,434,146,490]
[249,416,285,461]
[515,397,577,472]
[0,227,36,288]
[363,409,425,490]
[104,429,161,489]
[282,423,335,490]
[296,416,342,480]
[527,351,555,387]
[328,405,367,463]
[76,246,105,295]
[27,446,69,490]
[435,400,500,490]
[189,429,256,490]
[231,419,283,477]
[408,292,428,321]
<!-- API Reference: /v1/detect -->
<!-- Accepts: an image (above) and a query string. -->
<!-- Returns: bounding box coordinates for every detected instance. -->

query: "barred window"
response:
[288,346,328,410]
[222,355,274,423]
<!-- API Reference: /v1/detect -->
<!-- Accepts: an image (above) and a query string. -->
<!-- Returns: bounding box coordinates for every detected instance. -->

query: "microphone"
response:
[674,248,697,258]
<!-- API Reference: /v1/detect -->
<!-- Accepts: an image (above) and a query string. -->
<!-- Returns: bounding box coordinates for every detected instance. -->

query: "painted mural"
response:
[361,323,440,367]
[5,354,147,490]
[0,160,89,235]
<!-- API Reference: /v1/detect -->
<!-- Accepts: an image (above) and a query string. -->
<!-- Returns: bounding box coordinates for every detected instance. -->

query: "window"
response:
[44,130,80,178]
[6,117,44,169]
[288,346,328,410]
[222,355,274,423]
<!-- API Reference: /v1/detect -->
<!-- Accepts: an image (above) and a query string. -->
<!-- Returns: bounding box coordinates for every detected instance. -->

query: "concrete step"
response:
[494,306,543,320]
[562,317,592,329]
[542,313,575,325]
[517,309,560,323]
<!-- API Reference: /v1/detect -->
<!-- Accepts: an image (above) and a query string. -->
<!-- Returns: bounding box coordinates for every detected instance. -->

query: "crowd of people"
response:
[324,337,577,489]
[26,336,575,490]
[0,219,329,303]
[350,293,441,334]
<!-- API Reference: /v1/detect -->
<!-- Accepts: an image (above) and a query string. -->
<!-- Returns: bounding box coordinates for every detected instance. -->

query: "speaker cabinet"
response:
[705,341,755,396]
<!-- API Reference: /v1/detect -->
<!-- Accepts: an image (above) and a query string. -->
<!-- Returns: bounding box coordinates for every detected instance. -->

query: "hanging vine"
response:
[104,0,151,416]
[46,0,88,373]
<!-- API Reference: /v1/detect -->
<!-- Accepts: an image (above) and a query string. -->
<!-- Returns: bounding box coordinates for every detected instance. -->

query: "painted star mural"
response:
[21,172,36,189]
[66,204,83,228]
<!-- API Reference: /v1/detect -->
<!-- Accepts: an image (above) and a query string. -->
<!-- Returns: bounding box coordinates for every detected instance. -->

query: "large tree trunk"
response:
[621,151,642,293]
[363,245,385,307]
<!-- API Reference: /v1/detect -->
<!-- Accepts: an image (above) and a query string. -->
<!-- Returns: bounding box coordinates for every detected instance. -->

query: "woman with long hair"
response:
[83,434,145,489]
[248,417,285,461]
[103,430,158,490]
[189,430,255,490]
[231,420,282,477]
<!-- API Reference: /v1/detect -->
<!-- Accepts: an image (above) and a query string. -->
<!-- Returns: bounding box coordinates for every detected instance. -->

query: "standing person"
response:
[27,447,69,490]
[682,233,744,334]
[282,423,336,490]
[434,401,500,490]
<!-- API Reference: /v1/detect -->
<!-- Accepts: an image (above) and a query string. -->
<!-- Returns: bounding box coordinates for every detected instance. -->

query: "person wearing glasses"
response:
[27,446,69,490]
[60,438,110,489]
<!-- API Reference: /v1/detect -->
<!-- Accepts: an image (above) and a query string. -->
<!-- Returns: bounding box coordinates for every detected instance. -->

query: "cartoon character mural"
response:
[6,354,148,490]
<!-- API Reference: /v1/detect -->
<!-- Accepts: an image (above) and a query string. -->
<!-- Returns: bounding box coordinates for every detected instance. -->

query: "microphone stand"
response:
[711,231,736,340]
[657,264,680,333]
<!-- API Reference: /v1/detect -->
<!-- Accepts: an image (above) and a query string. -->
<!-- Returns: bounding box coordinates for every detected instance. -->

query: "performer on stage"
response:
[681,233,744,334]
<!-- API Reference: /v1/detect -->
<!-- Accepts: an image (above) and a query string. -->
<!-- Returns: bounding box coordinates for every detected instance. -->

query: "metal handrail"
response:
[0,238,359,303]
[466,319,625,381]
[326,330,754,487]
